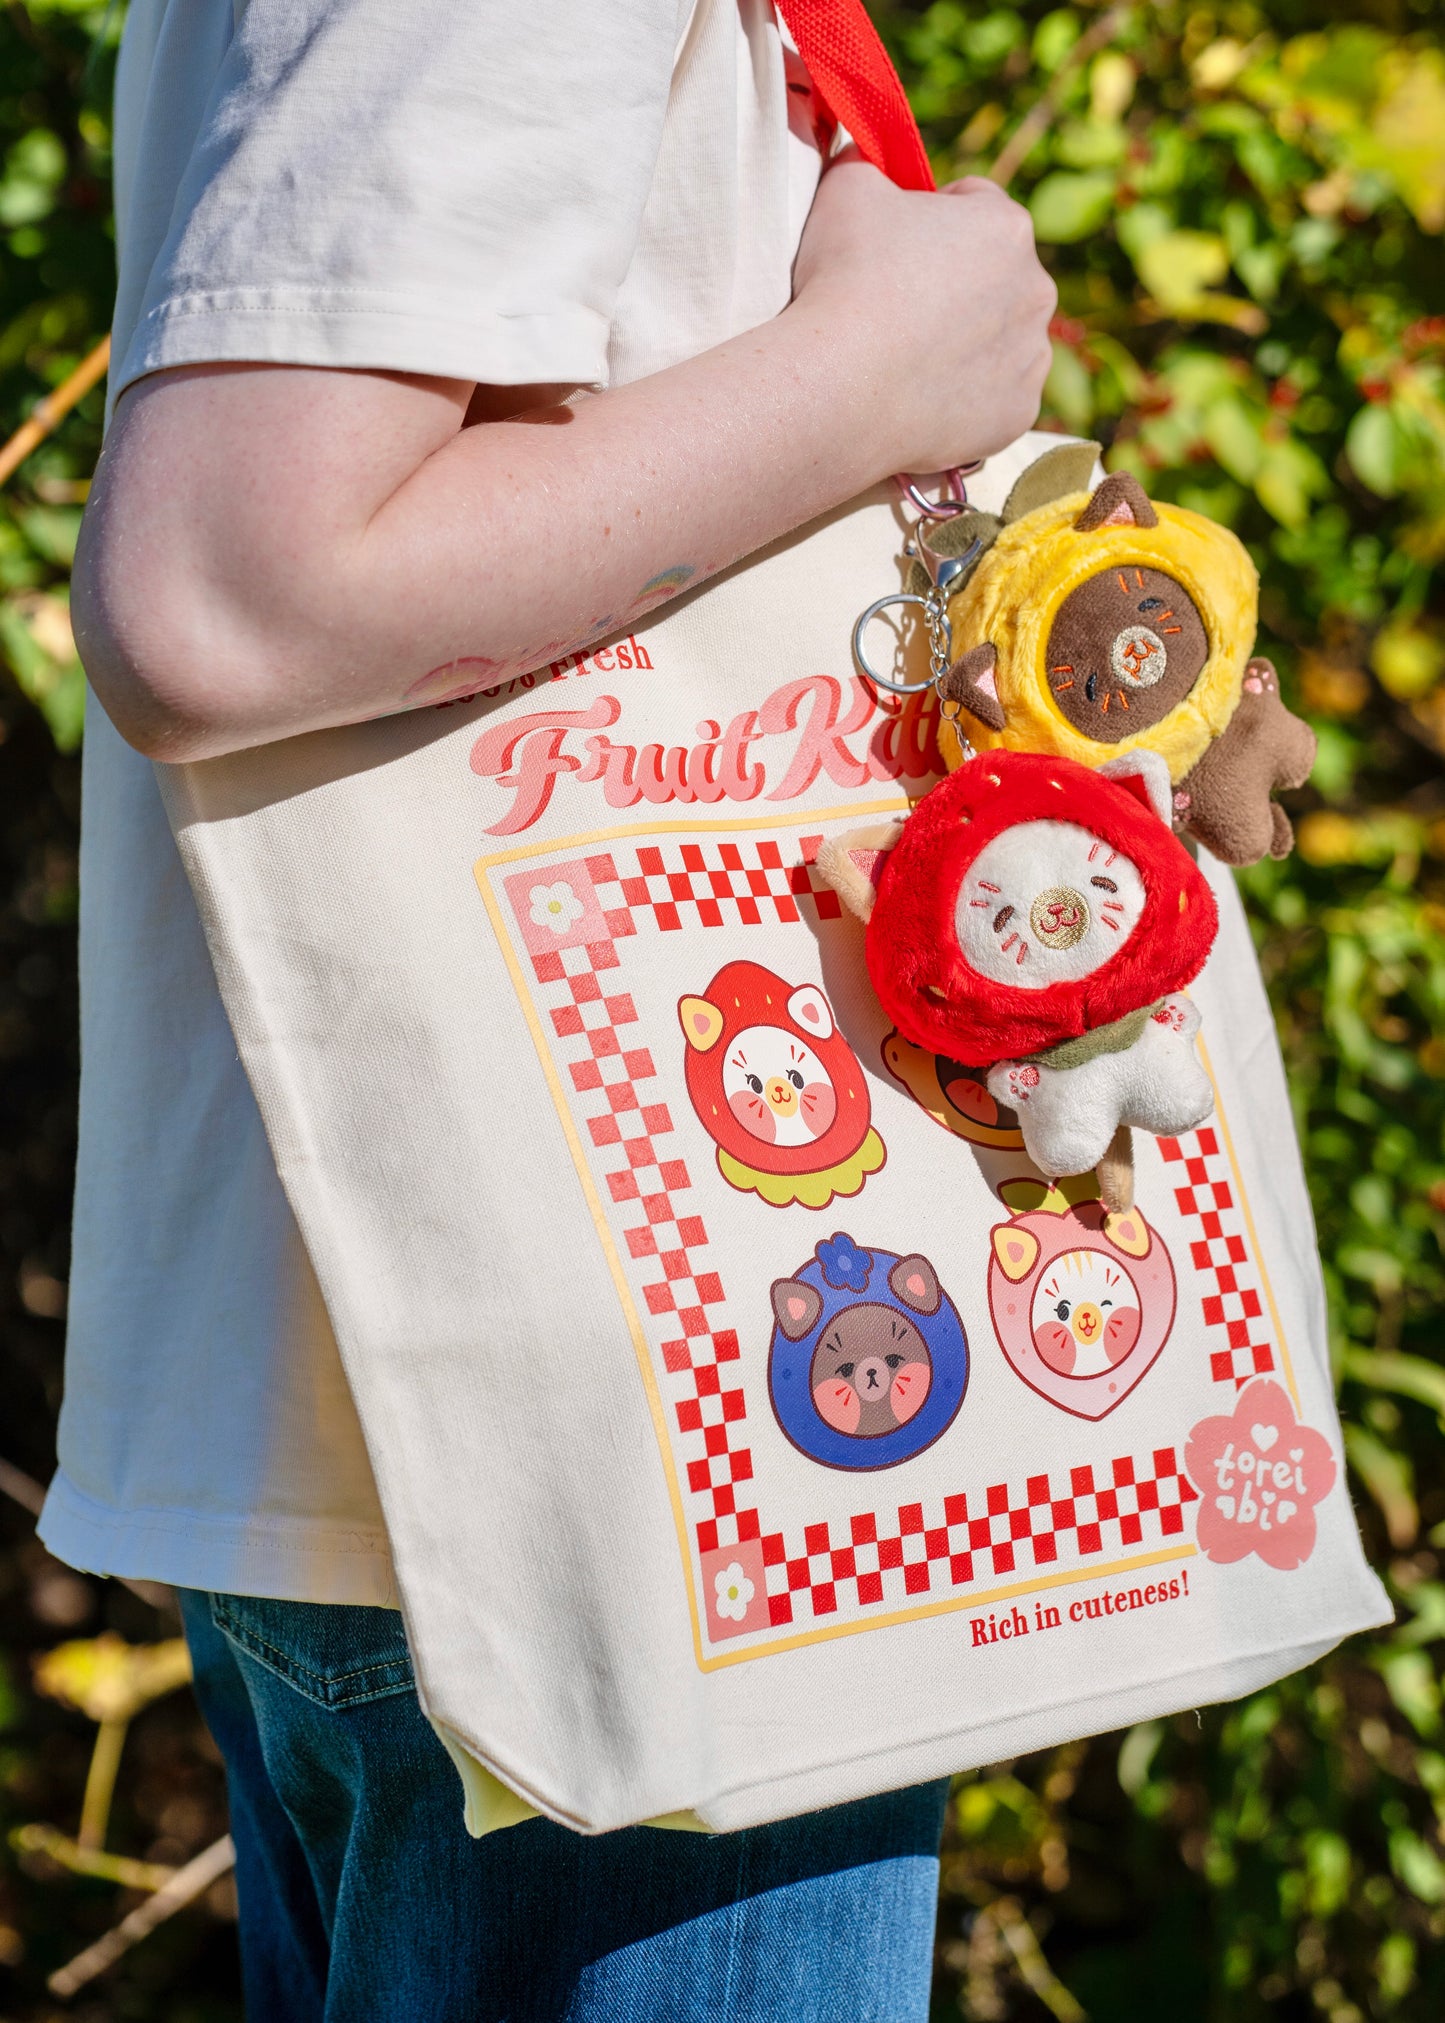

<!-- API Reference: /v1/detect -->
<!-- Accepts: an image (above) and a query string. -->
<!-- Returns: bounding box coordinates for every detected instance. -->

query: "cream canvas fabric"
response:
[159,434,1389,1832]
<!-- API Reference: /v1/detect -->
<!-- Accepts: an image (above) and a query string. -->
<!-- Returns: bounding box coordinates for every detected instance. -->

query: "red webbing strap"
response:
[777,0,935,192]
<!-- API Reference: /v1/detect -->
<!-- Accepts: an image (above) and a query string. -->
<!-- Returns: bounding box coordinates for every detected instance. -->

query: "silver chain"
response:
[923,585,952,687]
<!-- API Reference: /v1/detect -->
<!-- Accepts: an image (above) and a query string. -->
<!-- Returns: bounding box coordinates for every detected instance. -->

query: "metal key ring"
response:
[852,592,950,694]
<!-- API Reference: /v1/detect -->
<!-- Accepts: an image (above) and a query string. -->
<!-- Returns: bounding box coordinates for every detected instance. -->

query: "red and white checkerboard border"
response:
[482,829,1288,1649]
[1156,1130,1277,1389]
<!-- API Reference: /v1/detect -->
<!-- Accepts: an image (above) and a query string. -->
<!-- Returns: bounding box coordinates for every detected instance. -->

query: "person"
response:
[41,0,1057,2015]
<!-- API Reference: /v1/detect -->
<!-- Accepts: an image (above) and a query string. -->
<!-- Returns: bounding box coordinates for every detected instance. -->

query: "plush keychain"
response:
[901,447,1316,866]
[817,748,1218,1211]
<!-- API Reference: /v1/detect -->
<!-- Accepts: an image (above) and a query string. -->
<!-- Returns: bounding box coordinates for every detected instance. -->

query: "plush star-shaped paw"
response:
[985,996,1212,1181]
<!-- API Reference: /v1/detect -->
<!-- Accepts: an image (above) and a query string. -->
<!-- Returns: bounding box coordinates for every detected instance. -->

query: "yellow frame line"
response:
[474,797,912,873]
[700,1545,1198,1670]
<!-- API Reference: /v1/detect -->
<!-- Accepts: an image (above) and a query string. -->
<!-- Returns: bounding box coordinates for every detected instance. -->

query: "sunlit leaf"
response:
[1028,170,1116,242]
[32,1635,193,1724]
[1345,1424,1418,1547]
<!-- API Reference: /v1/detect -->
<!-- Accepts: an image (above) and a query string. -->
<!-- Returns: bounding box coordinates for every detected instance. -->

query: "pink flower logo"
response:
[1185,1379,1335,1571]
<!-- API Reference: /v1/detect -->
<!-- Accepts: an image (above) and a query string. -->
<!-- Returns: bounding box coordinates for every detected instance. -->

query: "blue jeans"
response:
[179,1591,948,2022]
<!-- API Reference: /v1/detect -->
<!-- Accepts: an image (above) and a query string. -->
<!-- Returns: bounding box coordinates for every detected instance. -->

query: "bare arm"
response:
[75,163,1056,762]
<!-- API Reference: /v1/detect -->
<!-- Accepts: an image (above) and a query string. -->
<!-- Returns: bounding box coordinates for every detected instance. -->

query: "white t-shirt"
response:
[40,0,823,1602]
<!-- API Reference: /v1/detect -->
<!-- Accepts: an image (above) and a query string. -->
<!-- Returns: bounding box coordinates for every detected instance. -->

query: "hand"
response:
[791,158,1058,473]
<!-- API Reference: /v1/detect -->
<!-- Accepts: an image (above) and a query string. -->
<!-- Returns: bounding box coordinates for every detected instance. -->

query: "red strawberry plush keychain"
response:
[817,748,1218,1210]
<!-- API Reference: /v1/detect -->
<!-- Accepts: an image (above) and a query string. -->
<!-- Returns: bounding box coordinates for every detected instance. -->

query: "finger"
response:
[939,175,1010,199]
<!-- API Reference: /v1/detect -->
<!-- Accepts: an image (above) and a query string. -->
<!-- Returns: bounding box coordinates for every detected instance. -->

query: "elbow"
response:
[72,494,298,765]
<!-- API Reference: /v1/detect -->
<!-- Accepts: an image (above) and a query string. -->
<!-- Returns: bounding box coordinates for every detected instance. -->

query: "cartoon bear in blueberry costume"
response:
[767,1233,969,1471]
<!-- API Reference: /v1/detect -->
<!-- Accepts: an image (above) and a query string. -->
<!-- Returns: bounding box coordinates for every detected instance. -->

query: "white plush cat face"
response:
[954,819,1145,991]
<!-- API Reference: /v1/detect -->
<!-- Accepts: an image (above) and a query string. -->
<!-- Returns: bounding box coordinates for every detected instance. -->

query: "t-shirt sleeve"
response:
[112,0,690,399]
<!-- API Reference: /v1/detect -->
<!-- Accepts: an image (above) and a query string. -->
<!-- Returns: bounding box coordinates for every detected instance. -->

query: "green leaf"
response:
[1344,1423,1417,1547]
[1303,1830,1352,1917]
[1029,171,1117,243]
[1202,398,1264,484]
[1343,1348,1445,1419]
[1389,1828,1445,1904]
[1376,1648,1442,1737]
[1044,341,1094,433]
[1135,231,1230,313]
[1256,437,1330,529]
[0,595,87,751]
[1347,403,1407,496]
[1116,200,1173,264]
[1032,9,1081,74]
[1055,116,1127,170]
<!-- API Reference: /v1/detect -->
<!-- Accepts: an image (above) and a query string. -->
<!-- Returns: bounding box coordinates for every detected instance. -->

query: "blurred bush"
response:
[0,0,1441,2018]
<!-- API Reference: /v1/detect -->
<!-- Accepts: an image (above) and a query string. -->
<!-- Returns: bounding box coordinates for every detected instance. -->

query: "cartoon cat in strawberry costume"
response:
[817,747,1217,1211]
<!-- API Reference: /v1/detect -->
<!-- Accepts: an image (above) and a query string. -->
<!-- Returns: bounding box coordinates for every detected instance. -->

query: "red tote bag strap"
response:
[777,0,935,192]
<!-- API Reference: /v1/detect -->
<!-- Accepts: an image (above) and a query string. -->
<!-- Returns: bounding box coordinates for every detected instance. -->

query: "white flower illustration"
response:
[529,880,584,933]
[713,1562,755,1623]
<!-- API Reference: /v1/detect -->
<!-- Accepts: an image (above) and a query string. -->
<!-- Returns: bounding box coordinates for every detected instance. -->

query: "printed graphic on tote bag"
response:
[767,1235,968,1468]
[678,962,886,1208]
[881,1030,1026,1150]
[1185,1379,1335,1570]
[477,799,1338,1668]
[987,1196,1177,1421]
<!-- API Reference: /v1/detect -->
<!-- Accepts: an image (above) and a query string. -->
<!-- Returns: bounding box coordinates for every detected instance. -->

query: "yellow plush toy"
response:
[926,456,1316,866]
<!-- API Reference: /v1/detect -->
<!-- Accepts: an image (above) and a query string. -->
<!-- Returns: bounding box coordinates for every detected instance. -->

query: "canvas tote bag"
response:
[160,427,1390,1831]
[158,17,1389,1832]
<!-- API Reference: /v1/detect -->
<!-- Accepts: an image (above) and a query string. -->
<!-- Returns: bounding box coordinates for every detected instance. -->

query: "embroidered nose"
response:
[1029,886,1090,948]
[1111,623,1169,690]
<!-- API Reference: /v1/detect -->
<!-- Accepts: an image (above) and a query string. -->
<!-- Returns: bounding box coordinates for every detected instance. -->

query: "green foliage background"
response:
[0,0,1440,2017]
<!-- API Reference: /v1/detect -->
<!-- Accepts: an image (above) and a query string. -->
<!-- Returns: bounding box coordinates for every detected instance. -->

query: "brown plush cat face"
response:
[1044,565,1208,741]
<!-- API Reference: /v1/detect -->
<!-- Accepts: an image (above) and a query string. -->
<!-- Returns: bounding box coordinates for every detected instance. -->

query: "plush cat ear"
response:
[1000,440,1103,523]
[1100,749,1173,828]
[1074,471,1159,531]
[937,643,1006,731]
[814,820,904,925]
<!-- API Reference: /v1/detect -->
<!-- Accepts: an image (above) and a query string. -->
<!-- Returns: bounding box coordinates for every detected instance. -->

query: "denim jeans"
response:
[179,1590,948,2022]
